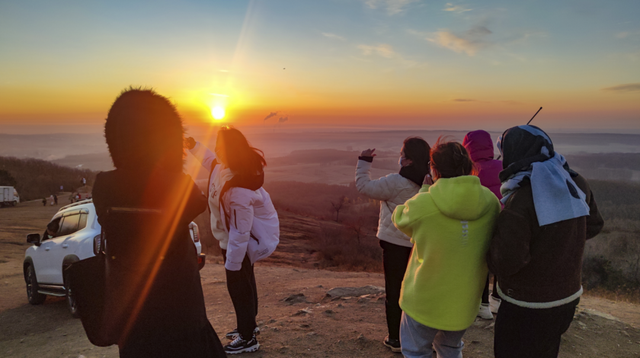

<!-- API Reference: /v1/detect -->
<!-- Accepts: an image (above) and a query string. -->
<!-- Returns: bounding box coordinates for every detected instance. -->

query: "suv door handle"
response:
[45,246,50,251]
[62,244,69,249]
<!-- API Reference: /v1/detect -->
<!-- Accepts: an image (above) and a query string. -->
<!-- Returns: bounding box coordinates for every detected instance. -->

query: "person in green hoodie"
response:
[392,138,501,358]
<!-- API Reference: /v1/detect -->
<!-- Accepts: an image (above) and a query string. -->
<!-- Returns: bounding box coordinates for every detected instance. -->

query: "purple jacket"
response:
[463,130,502,200]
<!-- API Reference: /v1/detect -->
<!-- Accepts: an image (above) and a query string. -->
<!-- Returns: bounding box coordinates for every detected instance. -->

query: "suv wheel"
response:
[64,272,79,318]
[26,265,46,305]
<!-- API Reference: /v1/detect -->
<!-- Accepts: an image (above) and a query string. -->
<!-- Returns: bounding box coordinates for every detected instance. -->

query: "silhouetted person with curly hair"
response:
[91,88,226,357]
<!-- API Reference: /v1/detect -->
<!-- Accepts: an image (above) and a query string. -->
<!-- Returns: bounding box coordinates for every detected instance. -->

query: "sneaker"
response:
[489,296,502,314]
[477,303,494,320]
[383,336,402,353]
[224,335,260,355]
[226,327,261,340]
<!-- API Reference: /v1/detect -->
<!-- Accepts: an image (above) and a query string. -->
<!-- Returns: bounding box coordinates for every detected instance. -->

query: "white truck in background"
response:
[0,186,20,207]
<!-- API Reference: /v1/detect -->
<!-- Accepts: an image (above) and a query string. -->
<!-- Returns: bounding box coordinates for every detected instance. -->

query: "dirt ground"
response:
[2,197,640,357]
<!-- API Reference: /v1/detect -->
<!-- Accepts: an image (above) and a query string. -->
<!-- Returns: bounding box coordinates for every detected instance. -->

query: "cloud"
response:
[453,98,476,102]
[358,43,396,58]
[443,3,472,13]
[322,32,346,41]
[278,117,289,123]
[364,0,419,15]
[601,83,640,93]
[356,43,426,68]
[427,26,493,56]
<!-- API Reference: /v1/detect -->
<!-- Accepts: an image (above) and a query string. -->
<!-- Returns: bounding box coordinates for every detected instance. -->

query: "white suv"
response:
[23,199,206,316]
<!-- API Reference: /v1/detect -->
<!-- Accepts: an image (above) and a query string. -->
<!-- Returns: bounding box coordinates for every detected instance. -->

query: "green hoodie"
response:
[392,175,500,331]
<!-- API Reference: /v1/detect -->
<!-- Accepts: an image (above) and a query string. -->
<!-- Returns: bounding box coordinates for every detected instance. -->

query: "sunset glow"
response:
[211,106,226,121]
[0,1,638,133]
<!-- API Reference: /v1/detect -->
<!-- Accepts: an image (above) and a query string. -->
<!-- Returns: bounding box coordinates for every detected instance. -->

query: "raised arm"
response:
[355,150,398,201]
[186,137,217,172]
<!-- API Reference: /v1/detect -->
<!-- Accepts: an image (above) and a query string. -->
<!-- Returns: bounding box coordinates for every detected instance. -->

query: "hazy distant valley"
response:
[2,129,640,183]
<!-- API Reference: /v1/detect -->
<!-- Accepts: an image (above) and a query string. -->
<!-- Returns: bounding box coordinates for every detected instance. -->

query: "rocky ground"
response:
[2,197,640,357]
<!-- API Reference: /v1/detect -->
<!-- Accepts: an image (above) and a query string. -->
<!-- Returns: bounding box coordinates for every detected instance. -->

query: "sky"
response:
[0,0,639,133]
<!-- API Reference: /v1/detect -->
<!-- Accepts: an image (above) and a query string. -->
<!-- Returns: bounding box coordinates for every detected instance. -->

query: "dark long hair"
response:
[430,136,476,180]
[216,126,266,175]
[104,88,184,172]
[402,137,431,179]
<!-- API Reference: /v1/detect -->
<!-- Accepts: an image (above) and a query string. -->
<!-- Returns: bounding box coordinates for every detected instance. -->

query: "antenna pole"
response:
[526,107,543,125]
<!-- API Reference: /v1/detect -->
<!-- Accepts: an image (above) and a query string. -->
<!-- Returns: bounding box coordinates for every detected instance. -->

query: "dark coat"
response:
[92,168,226,358]
[487,173,604,304]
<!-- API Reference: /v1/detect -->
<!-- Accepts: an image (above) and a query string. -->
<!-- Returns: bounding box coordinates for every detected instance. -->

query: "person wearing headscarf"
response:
[487,125,603,358]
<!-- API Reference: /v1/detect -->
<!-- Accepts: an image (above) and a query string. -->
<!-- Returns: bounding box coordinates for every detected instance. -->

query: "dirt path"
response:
[2,201,640,357]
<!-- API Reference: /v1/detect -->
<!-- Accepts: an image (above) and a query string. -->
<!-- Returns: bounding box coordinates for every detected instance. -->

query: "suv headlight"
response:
[190,222,200,243]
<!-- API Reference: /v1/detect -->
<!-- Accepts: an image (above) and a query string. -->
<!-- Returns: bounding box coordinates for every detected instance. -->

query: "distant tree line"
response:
[0,156,96,201]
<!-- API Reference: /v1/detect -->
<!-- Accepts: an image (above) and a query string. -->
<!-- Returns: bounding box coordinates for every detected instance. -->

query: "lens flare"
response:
[211,106,225,120]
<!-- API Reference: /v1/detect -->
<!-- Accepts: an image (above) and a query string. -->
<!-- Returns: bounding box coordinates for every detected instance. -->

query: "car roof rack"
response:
[58,199,93,212]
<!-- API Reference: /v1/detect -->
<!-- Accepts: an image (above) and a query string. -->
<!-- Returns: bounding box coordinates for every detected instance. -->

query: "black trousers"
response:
[222,250,258,340]
[482,274,500,303]
[494,297,579,358]
[380,240,413,341]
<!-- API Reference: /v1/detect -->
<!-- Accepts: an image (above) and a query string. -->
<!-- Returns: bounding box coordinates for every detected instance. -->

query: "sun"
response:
[211,106,225,120]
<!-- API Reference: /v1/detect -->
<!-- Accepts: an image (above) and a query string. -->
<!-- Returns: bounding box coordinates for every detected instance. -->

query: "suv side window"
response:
[78,213,88,231]
[58,214,81,236]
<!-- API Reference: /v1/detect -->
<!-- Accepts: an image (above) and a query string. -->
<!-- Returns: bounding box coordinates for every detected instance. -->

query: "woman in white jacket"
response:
[187,127,279,355]
[355,137,431,353]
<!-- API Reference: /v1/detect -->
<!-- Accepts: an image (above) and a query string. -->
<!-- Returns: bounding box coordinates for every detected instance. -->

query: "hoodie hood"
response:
[462,130,494,162]
[428,175,494,221]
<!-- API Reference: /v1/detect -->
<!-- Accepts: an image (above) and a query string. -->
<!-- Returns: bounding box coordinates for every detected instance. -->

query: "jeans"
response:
[494,298,579,358]
[380,240,413,340]
[222,250,258,340]
[400,313,466,358]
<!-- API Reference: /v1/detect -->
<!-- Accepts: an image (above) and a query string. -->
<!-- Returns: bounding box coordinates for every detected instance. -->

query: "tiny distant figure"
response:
[49,195,54,206]
[187,127,279,355]
[392,138,500,358]
[81,177,87,186]
[355,137,431,353]
[42,198,46,207]
[60,185,63,191]
[463,130,503,320]
[488,125,604,358]
[53,194,58,205]
[69,195,74,204]
[75,193,81,202]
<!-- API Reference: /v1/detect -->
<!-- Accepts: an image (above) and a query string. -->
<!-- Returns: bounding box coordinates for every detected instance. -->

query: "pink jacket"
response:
[463,130,503,200]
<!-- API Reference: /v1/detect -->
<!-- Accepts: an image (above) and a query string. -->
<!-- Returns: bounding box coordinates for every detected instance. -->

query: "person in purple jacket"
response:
[463,130,503,320]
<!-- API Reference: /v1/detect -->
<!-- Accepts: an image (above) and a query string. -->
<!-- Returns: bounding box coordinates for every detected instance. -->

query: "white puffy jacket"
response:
[222,187,279,271]
[355,159,419,248]
[190,142,280,271]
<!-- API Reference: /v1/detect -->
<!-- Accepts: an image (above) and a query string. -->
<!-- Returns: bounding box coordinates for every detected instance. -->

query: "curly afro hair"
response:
[104,87,184,172]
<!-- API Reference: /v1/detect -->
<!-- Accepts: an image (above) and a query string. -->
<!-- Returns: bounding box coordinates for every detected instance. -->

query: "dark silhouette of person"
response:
[91,88,226,357]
